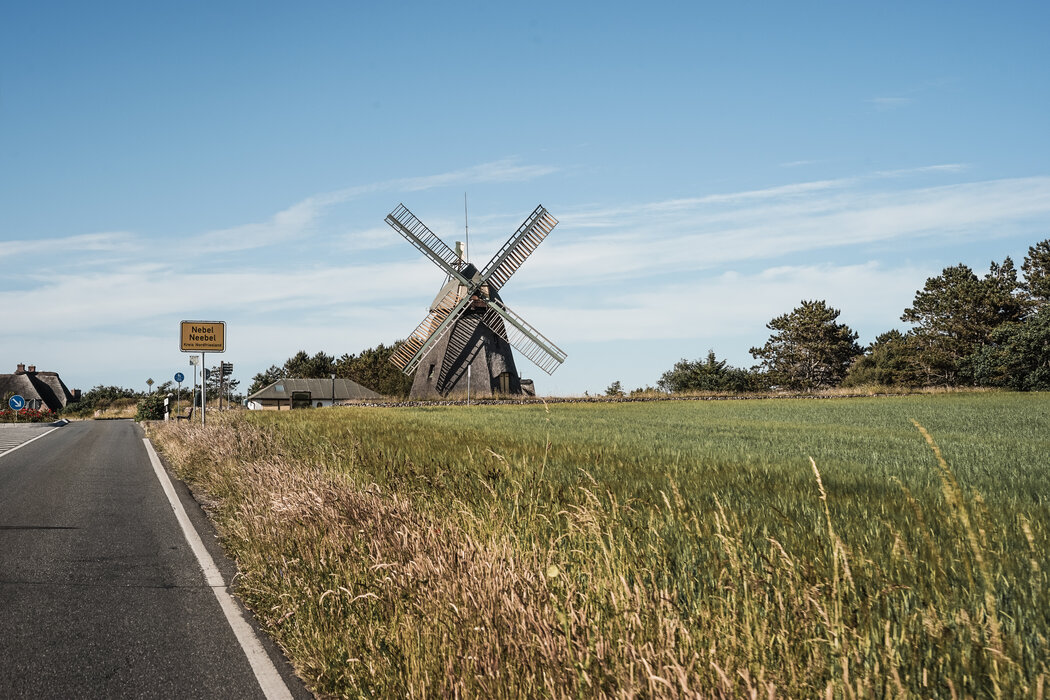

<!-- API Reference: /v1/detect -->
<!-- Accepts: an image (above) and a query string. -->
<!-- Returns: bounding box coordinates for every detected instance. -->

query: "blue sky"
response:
[2,2,1049,395]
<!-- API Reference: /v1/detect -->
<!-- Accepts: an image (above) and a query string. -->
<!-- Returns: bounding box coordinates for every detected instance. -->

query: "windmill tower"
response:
[386,203,566,398]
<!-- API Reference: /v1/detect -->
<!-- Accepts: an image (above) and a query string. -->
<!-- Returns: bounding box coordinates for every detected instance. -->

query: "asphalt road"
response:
[0,422,58,455]
[0,420,311,699]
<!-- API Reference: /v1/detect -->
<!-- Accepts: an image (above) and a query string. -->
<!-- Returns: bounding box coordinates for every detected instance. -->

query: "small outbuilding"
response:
[245,377,381,410]
[0,363,78,412]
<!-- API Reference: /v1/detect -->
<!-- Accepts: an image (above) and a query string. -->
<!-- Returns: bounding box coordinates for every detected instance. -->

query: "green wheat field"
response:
[151,392,1050,698]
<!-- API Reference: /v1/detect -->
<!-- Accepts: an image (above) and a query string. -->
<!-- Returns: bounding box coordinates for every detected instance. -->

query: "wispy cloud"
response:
[0,159,562,270]
[867,76,957,113]
[187,197,324,253]
[550,163,967,225]
[874,164,968,177]
[511,175,1050,291]
[0,259,439,332]
[187,158,559,253]
[398,160,559,191]
[0,231,139,260]
[537,262,929,345]
[7,166,1044,301]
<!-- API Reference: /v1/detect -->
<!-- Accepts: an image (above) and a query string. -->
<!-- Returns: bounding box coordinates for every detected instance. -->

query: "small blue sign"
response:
[9,395,25,410]
[174,372,185,383]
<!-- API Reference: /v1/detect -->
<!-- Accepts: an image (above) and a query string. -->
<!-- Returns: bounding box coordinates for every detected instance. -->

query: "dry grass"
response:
[149,396,1049,698]
[91,397,138,419]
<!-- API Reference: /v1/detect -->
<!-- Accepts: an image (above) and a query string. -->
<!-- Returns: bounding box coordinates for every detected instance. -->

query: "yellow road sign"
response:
[180,320,226,352]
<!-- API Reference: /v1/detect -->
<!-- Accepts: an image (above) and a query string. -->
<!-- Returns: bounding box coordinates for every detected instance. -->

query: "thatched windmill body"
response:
[386,204,566,398]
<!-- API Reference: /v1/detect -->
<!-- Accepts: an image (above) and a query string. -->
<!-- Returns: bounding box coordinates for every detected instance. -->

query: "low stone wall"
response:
[337,391,908,409]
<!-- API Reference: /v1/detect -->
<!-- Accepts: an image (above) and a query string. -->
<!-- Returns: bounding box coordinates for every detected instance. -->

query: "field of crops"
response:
[150,392,1049,698]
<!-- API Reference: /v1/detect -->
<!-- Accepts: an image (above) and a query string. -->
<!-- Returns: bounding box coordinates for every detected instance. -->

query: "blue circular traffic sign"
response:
[174,372,185,383]
[9,395,25,410]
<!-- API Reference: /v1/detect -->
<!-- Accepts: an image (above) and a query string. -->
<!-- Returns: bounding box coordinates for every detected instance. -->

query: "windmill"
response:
[386,203,566,398]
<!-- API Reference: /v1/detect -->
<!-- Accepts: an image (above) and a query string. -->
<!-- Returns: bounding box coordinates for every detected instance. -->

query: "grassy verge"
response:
[150,392,1050,697]
[61,397,139,419]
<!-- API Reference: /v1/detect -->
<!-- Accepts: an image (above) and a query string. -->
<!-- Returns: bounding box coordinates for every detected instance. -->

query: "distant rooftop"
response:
[247,377,381,402]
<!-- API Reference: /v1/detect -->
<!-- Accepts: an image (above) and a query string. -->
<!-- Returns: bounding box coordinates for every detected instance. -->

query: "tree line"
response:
[254,239,1049,398]
[655,239,1050,393]
[64,366,245,418]
[248,344,412,397]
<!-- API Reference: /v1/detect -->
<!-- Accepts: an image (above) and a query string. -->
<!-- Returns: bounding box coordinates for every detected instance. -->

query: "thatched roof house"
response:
[0,364,77,412]
[246,377,381,410]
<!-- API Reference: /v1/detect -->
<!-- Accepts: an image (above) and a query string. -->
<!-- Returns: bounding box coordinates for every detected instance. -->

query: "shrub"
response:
[0,407,56,423]
[135,393,166,421]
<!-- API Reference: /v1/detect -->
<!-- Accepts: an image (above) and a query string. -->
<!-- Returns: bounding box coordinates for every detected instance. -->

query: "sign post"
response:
[188,356,199,422]
[174,372,185,413]
[180,321,226,427]
[9,394,25,422]
[220,362,234,410]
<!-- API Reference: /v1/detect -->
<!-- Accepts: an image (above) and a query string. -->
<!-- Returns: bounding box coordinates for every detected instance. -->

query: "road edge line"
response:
[0,425,61,460]
[142,438,293,700]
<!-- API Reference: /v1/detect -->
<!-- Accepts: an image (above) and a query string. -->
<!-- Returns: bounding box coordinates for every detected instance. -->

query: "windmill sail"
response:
[390,287,471,374]
[386,204,471,283]
[480,206,558,291]
[482,299,566,375]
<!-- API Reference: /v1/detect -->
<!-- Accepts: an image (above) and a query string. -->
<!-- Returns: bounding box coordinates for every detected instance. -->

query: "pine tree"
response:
[335,343,413,397]
[902,260,1026,385]
[750,300,862,390]
[282,351,335,378]
[658,350,760,393]
[248,365,285,395]
[843,330,923,387]
[972,305,1050,390]
[1022,239,1050,305]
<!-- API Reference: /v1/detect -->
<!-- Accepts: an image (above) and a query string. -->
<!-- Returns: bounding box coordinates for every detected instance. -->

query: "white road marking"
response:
[142,438,293,700]
[0,425,60,459]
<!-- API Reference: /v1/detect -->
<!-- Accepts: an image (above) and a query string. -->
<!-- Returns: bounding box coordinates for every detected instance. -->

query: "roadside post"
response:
[221,362,234,409]
[203,368,211,415]
[174,372,184,413]
[188,357,199,420]
[164,394,171,421]
[180,321,226,427]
